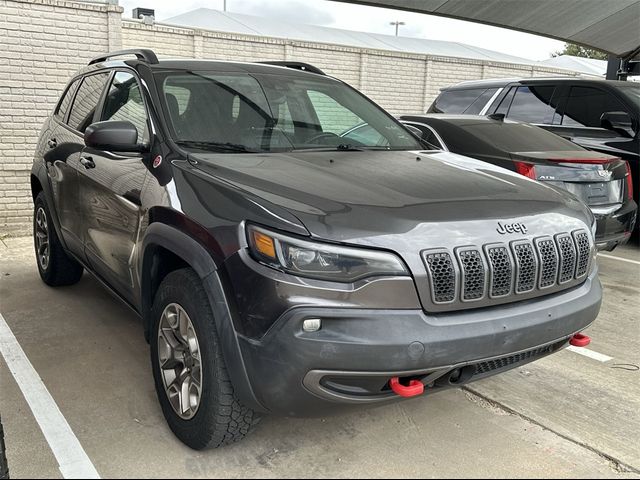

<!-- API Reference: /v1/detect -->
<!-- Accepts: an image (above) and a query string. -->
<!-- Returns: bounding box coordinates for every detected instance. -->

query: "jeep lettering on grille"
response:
[497,222,528,235]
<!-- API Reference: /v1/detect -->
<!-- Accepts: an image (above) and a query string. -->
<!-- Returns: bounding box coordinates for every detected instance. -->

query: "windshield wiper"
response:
[176,140,259,153]
[293,144,364,152]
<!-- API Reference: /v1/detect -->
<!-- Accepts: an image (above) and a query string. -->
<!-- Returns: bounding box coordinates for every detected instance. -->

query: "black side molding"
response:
[89,48,159,66]
[259,61,326,75]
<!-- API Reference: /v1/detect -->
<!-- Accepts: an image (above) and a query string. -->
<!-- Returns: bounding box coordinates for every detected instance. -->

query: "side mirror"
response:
[84,121,144,152]
[600,111,634,138]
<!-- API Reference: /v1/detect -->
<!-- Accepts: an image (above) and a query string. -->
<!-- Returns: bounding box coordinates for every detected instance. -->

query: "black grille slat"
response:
[487,246,512,297]
[513,242,537,293]
[458,249,486,300]
[535,238,558,288]
[557,234,577,284]
[425,252,456,303]
[574,231,590,278]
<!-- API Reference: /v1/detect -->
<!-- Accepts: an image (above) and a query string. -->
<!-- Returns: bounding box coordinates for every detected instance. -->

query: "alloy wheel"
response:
[157,303,203,420]
[35,207,50,271]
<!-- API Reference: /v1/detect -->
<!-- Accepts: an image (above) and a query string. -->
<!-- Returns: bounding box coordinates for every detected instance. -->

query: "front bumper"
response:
[235,271,601,416]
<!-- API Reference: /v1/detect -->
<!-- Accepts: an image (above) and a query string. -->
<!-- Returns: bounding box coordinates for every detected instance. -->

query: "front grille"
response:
[486,246,512,297]
[474,340,566,375]
[424,251,456,303]
[535,237,558,289]
[422,229,592,310]
[557,234,577,284]
[574,231,590,278]
[457,248,486,301]
[513,241,537,293]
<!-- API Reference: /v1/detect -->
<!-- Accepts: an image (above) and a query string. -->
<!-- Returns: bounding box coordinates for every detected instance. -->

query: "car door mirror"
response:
[600,111,635,138]
[84,121,147,152]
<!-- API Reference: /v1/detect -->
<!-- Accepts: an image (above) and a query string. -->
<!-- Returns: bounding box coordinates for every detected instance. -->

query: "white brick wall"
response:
[0,4,578,234]
[0,0,121,234]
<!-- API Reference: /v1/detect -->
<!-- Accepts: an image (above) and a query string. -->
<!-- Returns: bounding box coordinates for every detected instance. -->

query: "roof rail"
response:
[89,49,159,66]
[259,61,326,75]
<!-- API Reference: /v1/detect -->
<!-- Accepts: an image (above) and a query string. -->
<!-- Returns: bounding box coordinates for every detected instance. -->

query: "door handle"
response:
[80,156,95,169]
[47,138,57,149]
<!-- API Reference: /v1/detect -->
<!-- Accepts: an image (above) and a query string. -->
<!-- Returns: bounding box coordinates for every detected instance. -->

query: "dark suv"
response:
[32,49,601,450]
[428,77,640,208]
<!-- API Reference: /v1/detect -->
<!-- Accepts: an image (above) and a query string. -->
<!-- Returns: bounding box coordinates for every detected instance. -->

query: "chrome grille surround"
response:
[421,229,592,311]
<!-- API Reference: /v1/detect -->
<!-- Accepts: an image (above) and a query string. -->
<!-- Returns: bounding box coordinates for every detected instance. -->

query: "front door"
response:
[78,71,151,303]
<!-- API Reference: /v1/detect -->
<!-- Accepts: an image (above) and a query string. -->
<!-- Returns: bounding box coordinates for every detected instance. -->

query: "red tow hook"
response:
[389,377,424,398]
[570,333,591,348]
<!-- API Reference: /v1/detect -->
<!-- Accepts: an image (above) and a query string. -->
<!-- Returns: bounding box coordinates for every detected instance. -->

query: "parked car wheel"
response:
[150,268,260,450]
[0,414,8,480]
[33,192,83,286]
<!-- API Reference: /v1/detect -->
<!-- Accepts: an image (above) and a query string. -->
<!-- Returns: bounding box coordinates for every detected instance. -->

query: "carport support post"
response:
[607,54,622,81]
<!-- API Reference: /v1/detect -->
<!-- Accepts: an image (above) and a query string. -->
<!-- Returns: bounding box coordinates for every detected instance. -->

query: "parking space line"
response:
[566,345,613,363]
[598,253,640,266]
[0,313,100,479]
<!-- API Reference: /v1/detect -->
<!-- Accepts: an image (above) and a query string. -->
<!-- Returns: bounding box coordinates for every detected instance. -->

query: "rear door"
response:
[47,72,111,258]
[78,70,151,303]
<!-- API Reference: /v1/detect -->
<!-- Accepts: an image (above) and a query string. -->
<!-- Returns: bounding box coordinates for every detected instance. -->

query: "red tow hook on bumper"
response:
[570,333,591,348]
[389,377,424,398]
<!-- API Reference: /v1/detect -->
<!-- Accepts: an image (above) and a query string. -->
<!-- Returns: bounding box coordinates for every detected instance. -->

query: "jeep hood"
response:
[189,149,591,243]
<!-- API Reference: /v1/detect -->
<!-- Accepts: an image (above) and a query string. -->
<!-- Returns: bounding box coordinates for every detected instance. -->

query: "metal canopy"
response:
[331,0,640,59]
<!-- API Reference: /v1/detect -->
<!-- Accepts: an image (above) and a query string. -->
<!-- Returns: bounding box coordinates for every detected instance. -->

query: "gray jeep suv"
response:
[31,49,601,450]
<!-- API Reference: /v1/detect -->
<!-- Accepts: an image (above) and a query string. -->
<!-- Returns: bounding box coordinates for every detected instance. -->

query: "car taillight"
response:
[625,161,634,200]
[514,161,536,179]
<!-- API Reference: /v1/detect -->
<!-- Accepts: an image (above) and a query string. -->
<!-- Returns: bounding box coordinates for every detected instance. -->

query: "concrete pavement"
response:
[0,236,638,478]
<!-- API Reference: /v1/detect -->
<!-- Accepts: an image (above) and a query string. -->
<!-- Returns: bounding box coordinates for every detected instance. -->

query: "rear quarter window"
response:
[432,88,493,114]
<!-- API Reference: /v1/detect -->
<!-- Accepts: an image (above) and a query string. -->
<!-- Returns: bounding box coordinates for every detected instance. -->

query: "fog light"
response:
[302,318,321,332]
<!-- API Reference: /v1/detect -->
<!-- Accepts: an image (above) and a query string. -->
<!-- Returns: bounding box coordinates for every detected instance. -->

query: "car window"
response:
[464,88,499,115]
[306,90,365,135]
[402,122,443,149]
[158,71,421,152]
[341,124,388,146]
[432,88,490,114]
[101,71,149,144]
[494,87,516,116]
[68,72,109,133]
[505,85,557,123]
[55,78,80,121]
[562,86,629,128]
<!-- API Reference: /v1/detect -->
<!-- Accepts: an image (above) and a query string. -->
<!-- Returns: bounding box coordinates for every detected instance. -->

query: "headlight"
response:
[247,225,409,282]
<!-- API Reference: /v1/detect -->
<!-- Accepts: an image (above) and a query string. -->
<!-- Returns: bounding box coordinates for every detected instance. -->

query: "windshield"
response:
[156,71,421,153]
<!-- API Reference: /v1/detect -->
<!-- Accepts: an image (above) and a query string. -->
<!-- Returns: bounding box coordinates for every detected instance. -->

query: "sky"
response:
[118,0,566,61]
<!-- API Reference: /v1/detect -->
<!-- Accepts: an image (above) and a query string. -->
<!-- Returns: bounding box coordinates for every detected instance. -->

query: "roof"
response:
[162,8,546,66]
[441,76,634,90]
[335,0,640,59]
[539,55,607,76]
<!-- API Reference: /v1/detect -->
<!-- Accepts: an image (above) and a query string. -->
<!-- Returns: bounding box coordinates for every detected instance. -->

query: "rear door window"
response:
[505,85,557,124]
[562,86,629,128]
[464,88,500,114]
[54,78,80,121]
[68,72,110,133]
[433,88,491,114]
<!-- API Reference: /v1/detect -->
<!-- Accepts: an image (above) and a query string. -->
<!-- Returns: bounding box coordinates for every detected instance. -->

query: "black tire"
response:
[0,415,8,480]
[33,192,83,286]
[150,268,259,450]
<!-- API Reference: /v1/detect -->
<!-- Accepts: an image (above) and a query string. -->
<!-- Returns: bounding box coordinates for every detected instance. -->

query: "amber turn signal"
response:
[252,230,276,259]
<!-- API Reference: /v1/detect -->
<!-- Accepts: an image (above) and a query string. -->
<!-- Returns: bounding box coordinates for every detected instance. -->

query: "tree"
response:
[554,43,608,60]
